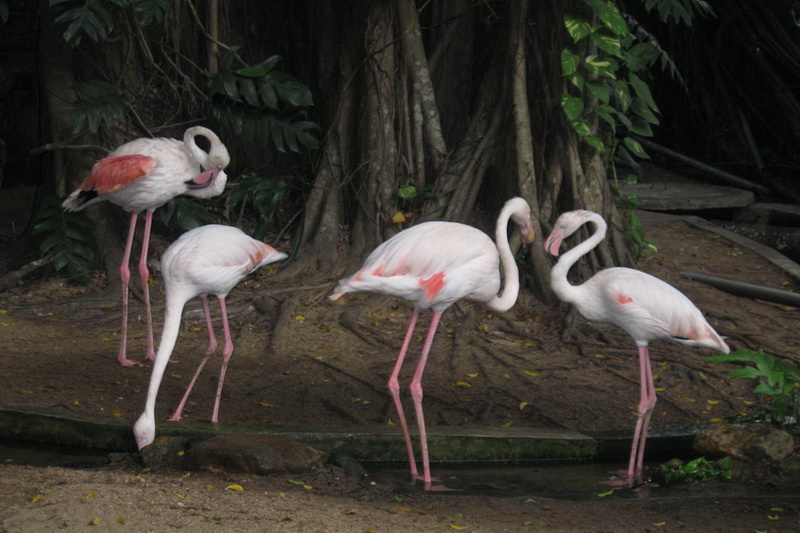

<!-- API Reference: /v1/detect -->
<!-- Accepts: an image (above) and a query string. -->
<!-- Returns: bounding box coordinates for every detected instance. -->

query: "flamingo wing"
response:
[588,268,727,350]
[62,155,157,211]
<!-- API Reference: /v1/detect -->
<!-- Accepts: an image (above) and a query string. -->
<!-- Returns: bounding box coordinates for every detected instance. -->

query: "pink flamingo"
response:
[133,224,287,449]
[545,209,729,486]
[62,127,229,367]
[330,197,534,490]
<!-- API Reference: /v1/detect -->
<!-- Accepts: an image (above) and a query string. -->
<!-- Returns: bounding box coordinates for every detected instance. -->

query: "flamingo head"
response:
[545,210,597,256]
[132,411,155,451]
[506,197,535,244]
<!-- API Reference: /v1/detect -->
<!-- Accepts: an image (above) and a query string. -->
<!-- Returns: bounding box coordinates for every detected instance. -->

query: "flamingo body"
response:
[133,224,287,450]
[62,127,229,366]
[331,197,534,490]
[545,209,729,485]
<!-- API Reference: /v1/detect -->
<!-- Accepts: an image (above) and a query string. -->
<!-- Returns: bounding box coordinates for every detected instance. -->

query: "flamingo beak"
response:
[544,231,564,257]
[186,168,219,189]
[521,220,535,244]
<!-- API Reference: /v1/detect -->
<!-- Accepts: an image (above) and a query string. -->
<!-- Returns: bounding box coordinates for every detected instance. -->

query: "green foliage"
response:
[640,0,714,26]
[70,80,129,135]
[50,0,171,46]
[34,194,99,283]
[706,349,800,428]
[228,175,288,240]
[210,51,319,153]
[657,456,732,484]
[157,197,224,232]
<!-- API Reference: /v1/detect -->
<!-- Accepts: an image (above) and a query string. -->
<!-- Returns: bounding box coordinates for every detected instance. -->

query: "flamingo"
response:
[330,197,534,490]
[62,126,230,367]
[133,224,287,449]
[544,209,729,486]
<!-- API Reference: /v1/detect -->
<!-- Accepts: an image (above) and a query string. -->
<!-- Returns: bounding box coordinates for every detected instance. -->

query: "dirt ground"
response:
[1,210,799,531]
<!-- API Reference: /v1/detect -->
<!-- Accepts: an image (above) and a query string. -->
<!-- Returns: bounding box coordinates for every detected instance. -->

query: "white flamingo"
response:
[331,197,534,490]
[133,224,286,449]
[545,209,729,486]
[62,127,229,366]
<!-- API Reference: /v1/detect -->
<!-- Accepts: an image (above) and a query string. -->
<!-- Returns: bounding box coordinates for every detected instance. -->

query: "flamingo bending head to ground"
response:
[62,126,229,367]
[133,224,286,450]
[330,197,534,490]
[545,209,729,486]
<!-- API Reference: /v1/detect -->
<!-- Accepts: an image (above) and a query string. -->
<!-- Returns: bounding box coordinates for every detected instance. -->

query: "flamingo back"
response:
[161,225,287,303]
[580,267,729,352]
[331,221,501,310]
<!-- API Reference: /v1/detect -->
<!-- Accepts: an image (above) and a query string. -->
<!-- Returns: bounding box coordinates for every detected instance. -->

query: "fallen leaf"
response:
[392,212,407,223]
[226,484,244,492]
[31,494,44,503]
[174,493,189,499]
[519,401,528,410]
[523,371,540,377]
[85,491,96,499]
[260,402,274,407]
[595,489,614,497]
[295,315,306,322]
[452,381,471,387]
[116,517,126,525]
[181,472,191,478]
[110,410,122,417]
[89,517,102,526]
[449,525,467,530]
[467,373,478,378]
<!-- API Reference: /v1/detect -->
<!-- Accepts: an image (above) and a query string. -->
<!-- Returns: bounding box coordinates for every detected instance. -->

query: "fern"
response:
[70,80,129,134]
[210,51,319,153]
[34,194,99,283]
[229,175,288,240]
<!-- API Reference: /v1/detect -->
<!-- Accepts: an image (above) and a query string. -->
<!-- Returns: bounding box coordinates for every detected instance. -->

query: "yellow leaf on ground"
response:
[524,371,540,377]
[519,402,528,410]
[226,484,244,492]
[392,212,407,223]
[295,315,306,322]
[89,517,102,526]
[452,381,471,387]
[467,373,478,378]
[31,494,44,503]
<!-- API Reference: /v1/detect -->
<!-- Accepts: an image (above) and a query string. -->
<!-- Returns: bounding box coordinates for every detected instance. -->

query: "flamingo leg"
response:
[626,345,657,485]
[138,209,156,361]
[387,309,421,481]
[168,296,216,422]
[409,311,456,491]
[211,297,234,423]
[117,212,139,367]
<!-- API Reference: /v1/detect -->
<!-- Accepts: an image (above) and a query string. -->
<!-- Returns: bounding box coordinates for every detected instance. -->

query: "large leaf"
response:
[70,80,129,134]
[580,0,629,36]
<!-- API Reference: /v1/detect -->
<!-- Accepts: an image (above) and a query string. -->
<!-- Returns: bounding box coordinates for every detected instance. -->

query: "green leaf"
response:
[561,94,584,120]
[584,135,605,151]
[622,137,649,159]
[571,119,592,137]
[397,185,417,199]
[730,367,763,380]
[581,0,629,36]
[561,49,581,77]
[563,13,592,42]
[584,55,618,79]
[589,29,622,57]
[587,80,610,104]
[631,96,659,125]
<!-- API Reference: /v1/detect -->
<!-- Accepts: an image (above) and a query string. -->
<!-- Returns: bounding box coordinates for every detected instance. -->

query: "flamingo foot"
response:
[602,469,645,488]
[118,354,147,368]
[412,474,462,492]
[167,413,182,422]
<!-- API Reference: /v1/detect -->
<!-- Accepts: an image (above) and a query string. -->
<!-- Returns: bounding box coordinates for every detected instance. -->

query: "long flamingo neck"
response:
[486,205,522,313]
[141,295,186,418]
[550,212,607,304]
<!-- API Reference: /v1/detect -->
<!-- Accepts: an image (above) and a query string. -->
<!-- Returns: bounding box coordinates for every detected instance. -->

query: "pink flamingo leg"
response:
[169,296,217,422]
[117,212,139,367]
[388,309,421,480]
[211,297,234,423]
[138,209,156,361]
[410,311,457,491]
[622,345,657,486]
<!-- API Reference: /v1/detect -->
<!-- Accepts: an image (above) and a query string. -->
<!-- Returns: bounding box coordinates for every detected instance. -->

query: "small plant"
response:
[228,174,288,240]
[706,349,800,427]
[34,194,99,283]
[657,456,733,484]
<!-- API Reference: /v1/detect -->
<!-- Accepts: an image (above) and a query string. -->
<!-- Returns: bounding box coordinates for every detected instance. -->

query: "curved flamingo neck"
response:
[486,203,523,312]
[550,212,607,304]
[184,127,222,169]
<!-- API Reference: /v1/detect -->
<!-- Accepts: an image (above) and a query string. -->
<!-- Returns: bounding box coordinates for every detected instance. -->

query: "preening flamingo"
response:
[544,209,729,486]
[330,197,534,490]
[133,224,287,449]
[62,127,229,367]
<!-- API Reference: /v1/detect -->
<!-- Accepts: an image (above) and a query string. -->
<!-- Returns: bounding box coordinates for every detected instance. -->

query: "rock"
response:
[182,434,325,475]
[693,423,795,463]
[139,436,192,469]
